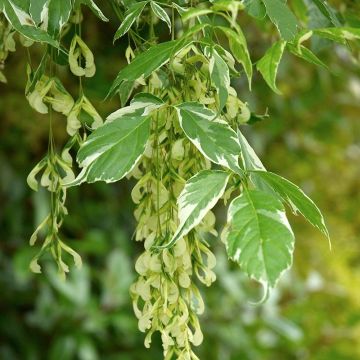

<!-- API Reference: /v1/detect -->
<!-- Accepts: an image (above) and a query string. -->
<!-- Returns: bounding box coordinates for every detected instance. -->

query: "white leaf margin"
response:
[157,170,230,248]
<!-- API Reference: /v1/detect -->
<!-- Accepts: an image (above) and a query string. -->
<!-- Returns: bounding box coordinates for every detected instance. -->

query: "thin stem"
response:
[48,48,56,223]
[171,7,175,41]
[26,48,33,69]
[154,111,162,238]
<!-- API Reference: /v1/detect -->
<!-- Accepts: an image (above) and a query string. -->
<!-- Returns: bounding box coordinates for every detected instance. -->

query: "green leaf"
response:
[113,1,147,42]
[251,171,330,240]
[237,130,265,171]
[244,0,266,19]
[216,26,253,89]
[256,40,286,94]
[261,0,298,40]
[175,102,243,174]
[107,92,164,120]
[29,0,48,24]
[9,0,29,12]
[2,0,59,47]
[108,38,191,97]
[73,119,149,185]
[247,111,270,125]
[150,1,171,32]
[312,0,341,27]
[287,43,328,69]
[47,0,73,37]
[80,0,108,21]
[205,47,230,112]
[119,80,134,107]
[172,2,187,16]
[67,94,163,185]
[183,22,211,38]
[237,129,274,193]
[314,27,360,44]
[182,8,213,22]
[224,188,295,288]
[291,0,307,23]
[25,50,48,95]
[159,170,230,248]
[292,28,360,50]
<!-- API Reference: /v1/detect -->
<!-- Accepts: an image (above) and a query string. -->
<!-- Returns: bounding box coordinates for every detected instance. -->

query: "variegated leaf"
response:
[312,0,341,27]
[2,0,58,47]
[256,40,286,94]
[160,170,230,248]
[252,171,330,241]
[205,47,230,112]
[261,0,298,41]
[113,1,147,42]
[237,129,265,171]
[6,0,29,12]
[67,94,163,185]
[182,8,213,22]
[29,0,48,24]
[314,27,360,44]
[47,0,73,37]
[293,28,360,48]
[287,43,328,69]
[216,26,253,89]
[3,0,33,25]
[150,1,171,32]
[108,38,191,97]
[237,129,272,192]
[25,50,48,95]
[175,102,242,174]
[106,93,164,122]
[224,188,295,288]
[80,0,108,21]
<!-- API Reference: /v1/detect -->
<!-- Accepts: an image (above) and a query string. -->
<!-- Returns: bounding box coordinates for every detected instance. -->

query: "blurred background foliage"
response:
[1,1,360,359]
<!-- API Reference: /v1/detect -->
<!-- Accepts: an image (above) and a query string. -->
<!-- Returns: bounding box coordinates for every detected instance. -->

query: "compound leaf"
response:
[114,1,147,41]
[68,94,163,185]
[176,102,242,174]
[160,170,230,248]
[256,40,286,94]
[224,188,295,288]
[150,1,171,32]
[205,47,230,112]
[252,171,330,240]
[108,38,191,97]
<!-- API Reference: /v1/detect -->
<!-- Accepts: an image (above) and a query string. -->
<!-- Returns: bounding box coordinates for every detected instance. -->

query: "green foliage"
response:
[252,171,329,240]
[77,0,108,22]
[163,170,229,248]
[70,94,163,185]
[256,40,286,94]
[1,0,58,46]
[224,188,295,289]
[150,1,171,32]
[108,39,190,97]
[206,47,230,112]
[176,102,242,173]
[46,0,73,38]
[113,1,147,41]
[261,0,298,40]
[216,26,252,89]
